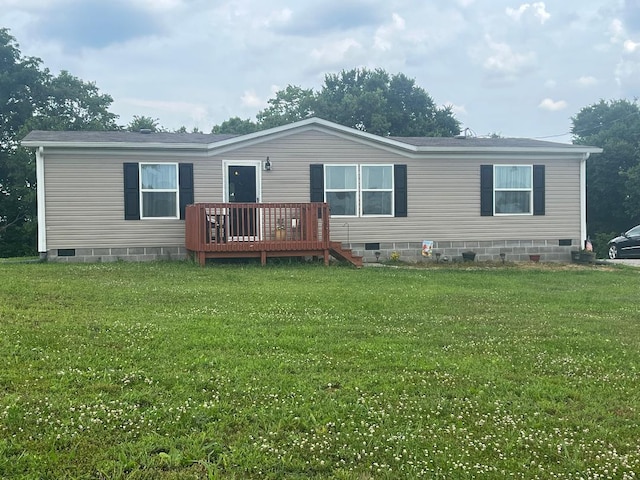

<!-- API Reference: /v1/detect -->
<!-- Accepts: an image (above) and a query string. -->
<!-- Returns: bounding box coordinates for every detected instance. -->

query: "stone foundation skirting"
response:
[350,239,579,264]
[46,246,188,263]
[45,240,578,264]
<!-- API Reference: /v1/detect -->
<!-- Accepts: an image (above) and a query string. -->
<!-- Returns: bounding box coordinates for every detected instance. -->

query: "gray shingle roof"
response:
[21,117,600,153]
[387,136,579,149]
[22,130,579,149]
[22,130,237,144]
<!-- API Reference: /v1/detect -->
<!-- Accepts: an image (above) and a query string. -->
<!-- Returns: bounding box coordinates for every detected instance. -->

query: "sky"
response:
[1,0,639,143]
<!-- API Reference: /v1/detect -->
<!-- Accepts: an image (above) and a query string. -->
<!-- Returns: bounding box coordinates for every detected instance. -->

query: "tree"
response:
[0,29,46,257]
[572,99,640,245]
[250,68,459,137]
[314,68,460,136]
[127,115,162,132]
[211,117,258,135]
[256,85,316,130]
[0,28,118,257]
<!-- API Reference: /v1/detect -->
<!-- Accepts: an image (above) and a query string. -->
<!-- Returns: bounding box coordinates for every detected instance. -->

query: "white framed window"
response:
[494,165,532,215]
[325,165,358,216]
[140,163,179,218]
[360,165,393,216]
[324,164,394,217]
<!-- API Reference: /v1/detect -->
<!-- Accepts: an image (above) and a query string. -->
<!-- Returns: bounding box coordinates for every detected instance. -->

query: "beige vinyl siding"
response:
[214,130,582,244]
[44,151,187,249]
[42,129,584,251]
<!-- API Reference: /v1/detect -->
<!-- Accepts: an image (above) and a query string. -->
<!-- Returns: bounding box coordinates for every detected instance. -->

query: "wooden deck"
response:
[185,203,362,267]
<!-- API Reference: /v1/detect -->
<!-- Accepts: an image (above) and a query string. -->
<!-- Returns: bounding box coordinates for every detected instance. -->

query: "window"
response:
[361,165,393,216]
[140,163,179,218]
[325,165,357,216]
[323,164,393,217]
[494,165,532,215]
[310,164,406,217]
[124,162,193,220]
[480,164,544,217]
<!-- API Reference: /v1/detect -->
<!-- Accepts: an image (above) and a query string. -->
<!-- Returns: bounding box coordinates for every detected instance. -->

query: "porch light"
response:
[264,156,271,171]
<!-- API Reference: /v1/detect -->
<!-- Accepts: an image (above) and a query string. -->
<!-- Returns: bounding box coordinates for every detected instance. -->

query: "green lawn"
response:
[1,261,639,479]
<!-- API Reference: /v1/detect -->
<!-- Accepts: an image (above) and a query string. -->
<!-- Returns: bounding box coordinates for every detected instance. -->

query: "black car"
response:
[608,225,640,259]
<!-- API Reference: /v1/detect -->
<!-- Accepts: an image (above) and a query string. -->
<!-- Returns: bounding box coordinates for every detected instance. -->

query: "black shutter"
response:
[179,163,194,220]
[310,164,324,202]
[123,163,140,220]
[310,164,324,218]
[480,165,493,216]
[394,164,407,217]
[533,165,545,216]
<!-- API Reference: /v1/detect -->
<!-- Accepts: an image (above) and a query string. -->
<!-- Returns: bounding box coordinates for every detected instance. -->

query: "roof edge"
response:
[20,118,604,155]
[202,117,420,152]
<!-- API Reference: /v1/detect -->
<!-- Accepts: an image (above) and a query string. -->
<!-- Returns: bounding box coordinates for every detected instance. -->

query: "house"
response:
[21,117,602,264]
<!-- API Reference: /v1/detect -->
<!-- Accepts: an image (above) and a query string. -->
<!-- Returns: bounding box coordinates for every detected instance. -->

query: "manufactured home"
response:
[22,118,601,265]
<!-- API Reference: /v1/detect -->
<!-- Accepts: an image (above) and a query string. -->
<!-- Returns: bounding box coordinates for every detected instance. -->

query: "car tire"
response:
[608,245,618,259]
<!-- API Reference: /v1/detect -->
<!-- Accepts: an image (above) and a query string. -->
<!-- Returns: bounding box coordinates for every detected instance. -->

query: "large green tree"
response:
[212,68,460,137]
[255,85,316,130]
[0,28,118,257]
[315,68,460,136]
[572,99,640,245]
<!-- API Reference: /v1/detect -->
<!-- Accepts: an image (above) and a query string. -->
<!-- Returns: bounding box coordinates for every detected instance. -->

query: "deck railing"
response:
[185,203,331,263]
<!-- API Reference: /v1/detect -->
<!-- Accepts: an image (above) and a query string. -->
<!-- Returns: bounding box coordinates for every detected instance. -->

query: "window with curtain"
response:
[361,165,393,215]
[325,165,357,216]
[140,163,178,218]
[494,165,532,214]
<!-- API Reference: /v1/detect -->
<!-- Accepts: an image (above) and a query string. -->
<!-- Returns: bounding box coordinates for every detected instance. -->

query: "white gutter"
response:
[580,152,590,248]
[36,147,47,257]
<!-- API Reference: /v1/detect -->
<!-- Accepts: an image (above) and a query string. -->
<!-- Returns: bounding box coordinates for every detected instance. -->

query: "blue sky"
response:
[2,0,638,142]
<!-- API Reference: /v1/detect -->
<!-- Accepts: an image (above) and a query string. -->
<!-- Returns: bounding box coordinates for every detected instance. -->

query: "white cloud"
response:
[604,16,640,91]
[310,38,362,65]
[481,35,536,77]
[240,90,265,109]
[538,98,567,111]
[610,18,626,44]
[544,79,557,88]
[578,75,597,86]
[506,2,550,24]
[374,13,406,51]
[615,52,640,91]
[624,39,640,52]
[447,103,468,116]
[262,8,293,28]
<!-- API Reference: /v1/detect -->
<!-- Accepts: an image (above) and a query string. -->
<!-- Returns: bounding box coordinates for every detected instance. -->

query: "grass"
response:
[0,260,639,479]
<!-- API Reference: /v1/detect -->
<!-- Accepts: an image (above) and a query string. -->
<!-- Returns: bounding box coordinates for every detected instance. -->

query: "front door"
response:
[226,164,259,239]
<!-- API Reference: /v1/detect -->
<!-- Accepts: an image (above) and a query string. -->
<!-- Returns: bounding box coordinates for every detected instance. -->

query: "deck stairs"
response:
[329,242,363,268]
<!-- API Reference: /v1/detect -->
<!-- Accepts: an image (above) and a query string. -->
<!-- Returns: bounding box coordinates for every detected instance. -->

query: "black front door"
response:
[228,165,257,238]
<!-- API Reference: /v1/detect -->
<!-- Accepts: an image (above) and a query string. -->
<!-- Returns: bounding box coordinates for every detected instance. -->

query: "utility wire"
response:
[533,108,640,140]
